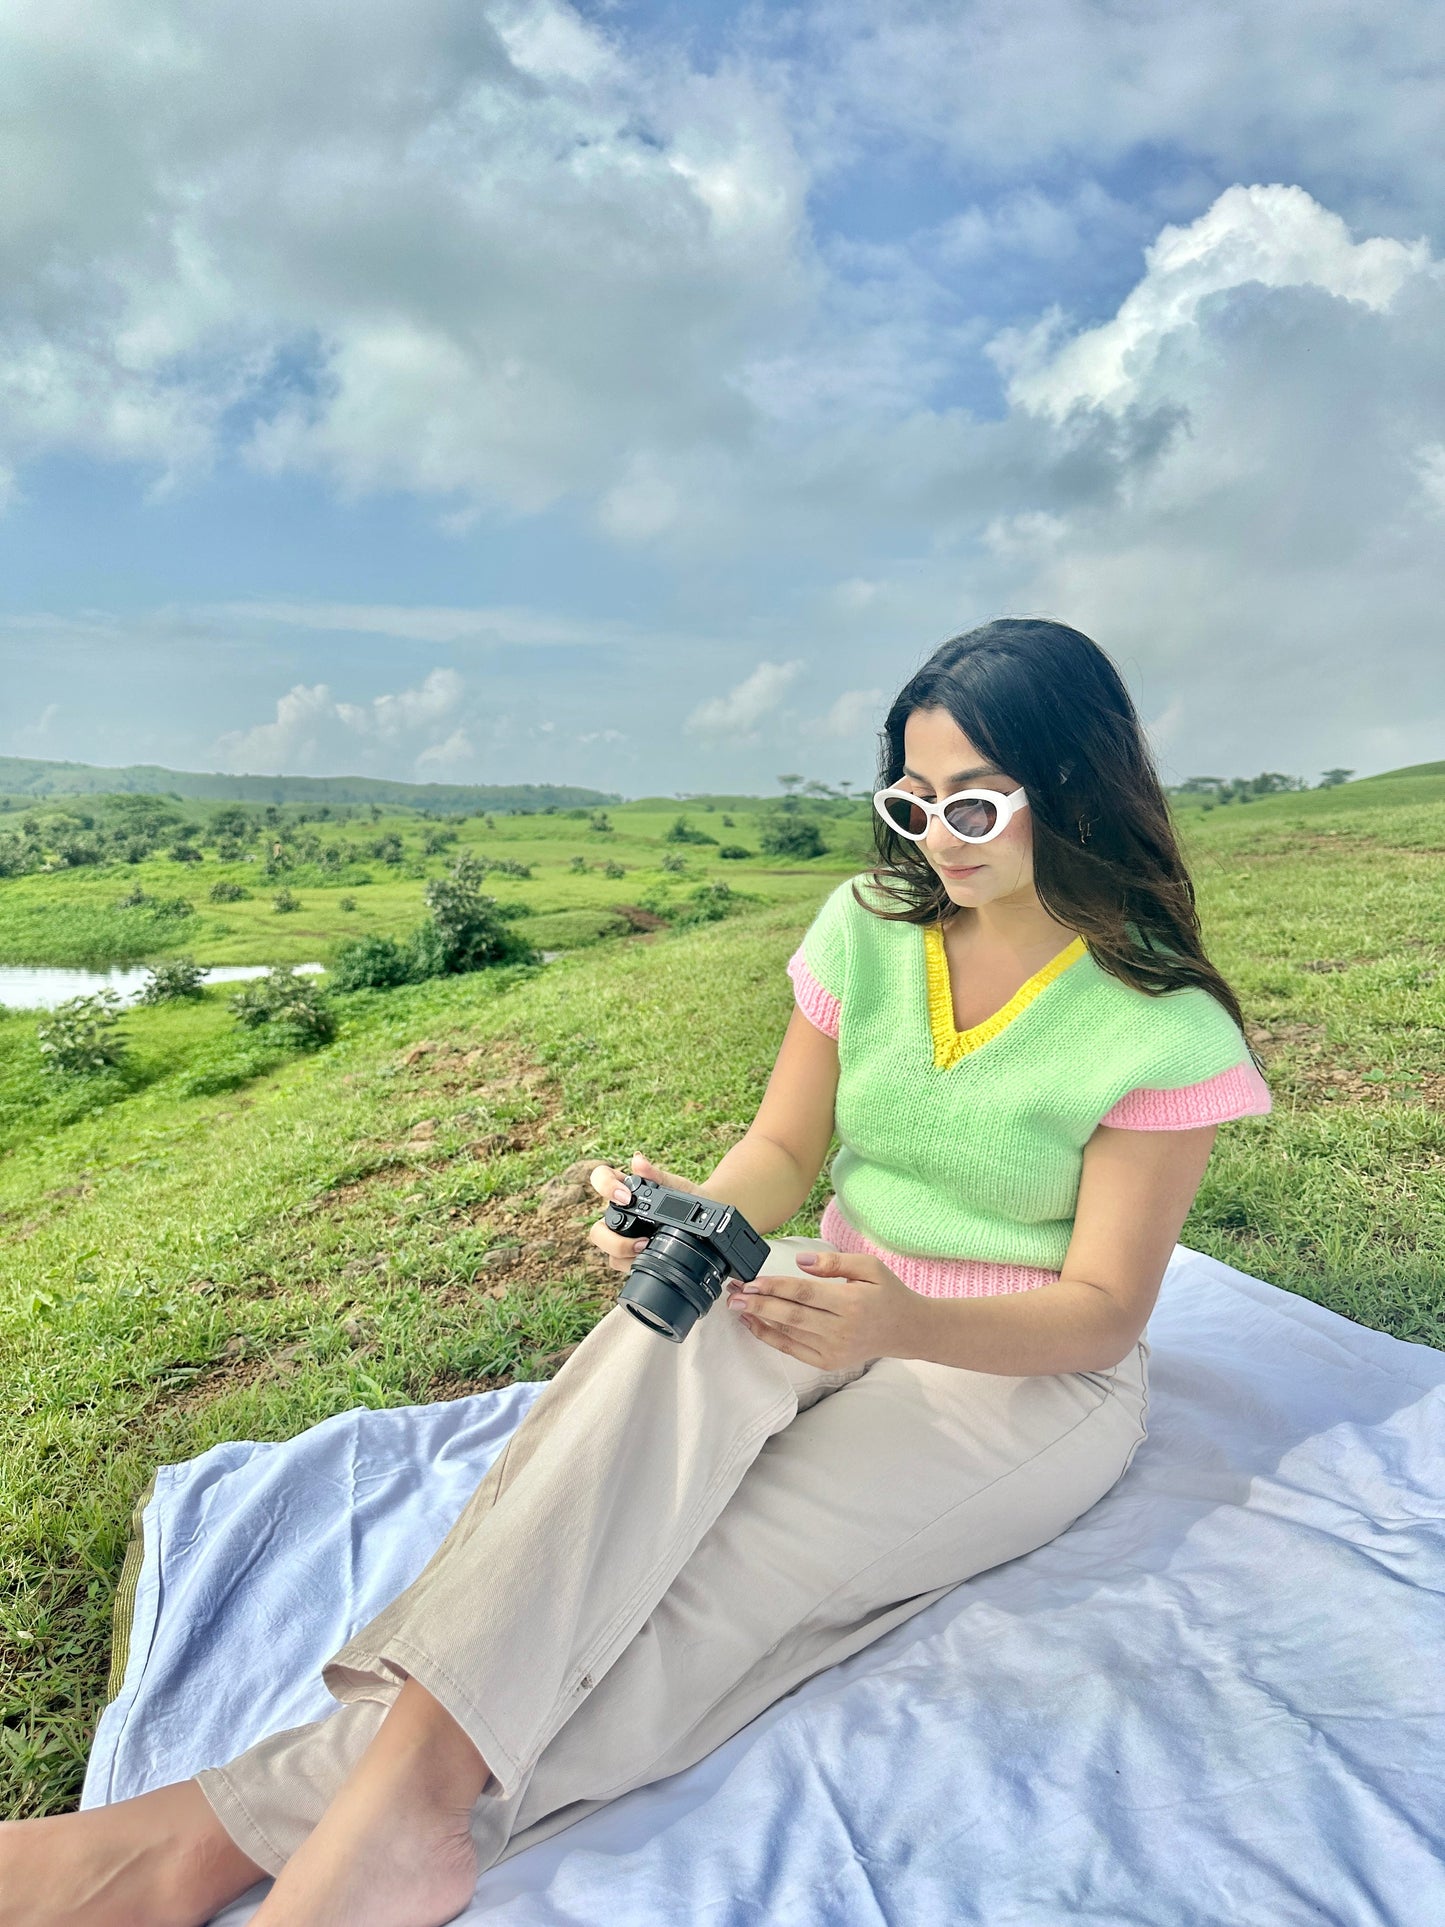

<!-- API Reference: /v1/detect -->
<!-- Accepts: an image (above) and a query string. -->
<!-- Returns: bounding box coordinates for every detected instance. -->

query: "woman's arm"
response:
[586,1003,839,1271]
[733,1119,1219,1376]
[903,1120,1219,1374]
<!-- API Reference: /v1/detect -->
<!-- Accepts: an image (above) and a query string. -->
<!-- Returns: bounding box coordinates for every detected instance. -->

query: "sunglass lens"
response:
[943,796,998,840]
[882,794,928,836]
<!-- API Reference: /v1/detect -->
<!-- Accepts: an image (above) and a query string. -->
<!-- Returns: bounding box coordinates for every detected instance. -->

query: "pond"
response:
[0,963,327,1012]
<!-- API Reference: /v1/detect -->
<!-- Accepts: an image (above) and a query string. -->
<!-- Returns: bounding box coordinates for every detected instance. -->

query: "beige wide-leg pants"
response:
[195,1236,1151,1878]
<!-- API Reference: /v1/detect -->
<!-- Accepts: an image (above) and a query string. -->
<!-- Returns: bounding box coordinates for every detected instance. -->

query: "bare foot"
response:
[0,1778,265,1927]
[249,1679,488,1927]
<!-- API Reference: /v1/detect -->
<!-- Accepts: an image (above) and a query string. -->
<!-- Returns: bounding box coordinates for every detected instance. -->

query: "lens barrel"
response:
[619,1226,730,1342]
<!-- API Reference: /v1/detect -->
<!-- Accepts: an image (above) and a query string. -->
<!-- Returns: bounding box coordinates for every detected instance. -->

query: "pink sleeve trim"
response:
[1099,1060,1272,1129]
[787,945,841,1040]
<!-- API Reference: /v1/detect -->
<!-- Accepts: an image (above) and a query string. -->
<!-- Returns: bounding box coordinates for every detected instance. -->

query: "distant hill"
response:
[1354,760,1445,781]
[0,755,621,813]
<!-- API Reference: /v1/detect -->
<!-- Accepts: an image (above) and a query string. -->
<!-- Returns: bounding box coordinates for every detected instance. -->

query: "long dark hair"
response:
[858,617,1263,1068]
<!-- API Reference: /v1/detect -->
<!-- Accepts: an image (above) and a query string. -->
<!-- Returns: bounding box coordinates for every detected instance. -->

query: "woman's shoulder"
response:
[1068,955,1270,1121]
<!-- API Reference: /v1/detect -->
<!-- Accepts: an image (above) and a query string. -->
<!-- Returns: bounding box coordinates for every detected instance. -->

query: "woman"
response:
[0,618,1270,1927]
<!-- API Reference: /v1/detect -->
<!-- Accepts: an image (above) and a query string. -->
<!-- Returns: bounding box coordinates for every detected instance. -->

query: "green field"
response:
[1,771,1442,1815]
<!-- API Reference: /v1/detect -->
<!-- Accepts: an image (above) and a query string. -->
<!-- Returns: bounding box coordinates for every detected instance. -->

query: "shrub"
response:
[331,935,416,993]
[272,887,302,914]
[422,827,459,855]
[568,855,589,873]
[169,843,203,863]
[229,968,336,1048]
[664,815,718,846]
[37,991,128,1075]
[138,956,207,1003]
[420,858,537,973]
[338,894,358,911]
[660,853,687,874]
[671,881,741,928]
[602,859,626,878]
[718,844,753,860]
[209,879,250,903]
[589,811,613,833]
[759,814,825,860]
[721,814,735,827]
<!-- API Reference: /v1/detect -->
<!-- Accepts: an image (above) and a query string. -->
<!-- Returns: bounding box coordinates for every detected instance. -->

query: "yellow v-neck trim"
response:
[923,923,1088,1069]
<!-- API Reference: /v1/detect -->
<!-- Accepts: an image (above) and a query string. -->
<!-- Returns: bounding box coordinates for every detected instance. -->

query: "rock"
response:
[538,1177,589,1210]
[486,1281,508,1299]
[408,1117,439,1141]
[401,1040,441,1066]
[527,1238,559,1259]
[482,1245,522,1272]
[561,1158,607,1186]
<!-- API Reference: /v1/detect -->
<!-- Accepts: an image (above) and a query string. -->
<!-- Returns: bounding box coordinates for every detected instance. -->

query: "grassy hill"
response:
[0,753,618,812]
[0,768,1441,1814]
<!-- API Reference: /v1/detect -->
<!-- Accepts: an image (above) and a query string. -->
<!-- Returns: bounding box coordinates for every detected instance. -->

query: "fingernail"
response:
[613,1186,631,1203]
[742,1282,759,1293]
[633,1239,648,1253]
[797,1254,818,1266]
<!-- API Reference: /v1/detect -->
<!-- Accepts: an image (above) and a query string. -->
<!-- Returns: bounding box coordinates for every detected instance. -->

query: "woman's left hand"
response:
[725,1250,923,1370]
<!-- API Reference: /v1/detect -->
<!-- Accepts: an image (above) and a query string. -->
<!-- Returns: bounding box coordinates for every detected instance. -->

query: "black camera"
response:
[604,1176,771,1342]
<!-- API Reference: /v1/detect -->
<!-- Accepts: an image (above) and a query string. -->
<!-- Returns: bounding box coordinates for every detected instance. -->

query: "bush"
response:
[660,853,687,874]
[420,858,537,973]
[568,854,589,873]
[331,935,416,993]
[589,811,613,833]
[229,968,336,1048]
[663,815,718,846]
[721,814,735,827]
[670,880,739,927]
[209,879,251,903]
[338,894,358,911]
[37,991,128,1075]
[759,814,825,860]
[169,843,203,863]
[718,844,753,860]
[602,859,626,879]
[272,887,302,914]
[138,956,207,1004]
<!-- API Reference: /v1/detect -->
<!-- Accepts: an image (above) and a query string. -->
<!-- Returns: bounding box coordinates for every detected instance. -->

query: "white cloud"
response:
[0,0,813,516]
[997,185,1430,417]
[812,687,884,739]
[684,660,805,738]
[214,668,467,775]
[203,600,628,648]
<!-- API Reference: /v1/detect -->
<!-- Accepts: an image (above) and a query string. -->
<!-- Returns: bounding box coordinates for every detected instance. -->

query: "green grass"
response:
[1,774,1443,1815]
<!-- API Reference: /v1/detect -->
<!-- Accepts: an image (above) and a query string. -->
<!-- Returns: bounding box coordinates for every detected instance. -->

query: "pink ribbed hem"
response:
[787,946,841,1040]
[819,1196,1058,1299]
[1099,1060,1272,1129]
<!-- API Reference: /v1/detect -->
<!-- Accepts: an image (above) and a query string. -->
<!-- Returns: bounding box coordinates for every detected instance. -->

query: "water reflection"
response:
[0,963,326,1012]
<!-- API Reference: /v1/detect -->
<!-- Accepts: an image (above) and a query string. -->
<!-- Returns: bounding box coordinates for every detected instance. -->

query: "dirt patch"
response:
[610,903,669,931]
[1246,1018,1444,1110]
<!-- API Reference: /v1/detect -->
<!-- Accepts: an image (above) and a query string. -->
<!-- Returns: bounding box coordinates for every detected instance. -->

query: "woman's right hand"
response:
[587,1152,703,1274]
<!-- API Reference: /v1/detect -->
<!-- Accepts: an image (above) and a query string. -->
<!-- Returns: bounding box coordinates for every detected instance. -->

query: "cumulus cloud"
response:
[214,668,469,775]
[685,660,806,738]
[812,687,885,739]
[0,0,813,517]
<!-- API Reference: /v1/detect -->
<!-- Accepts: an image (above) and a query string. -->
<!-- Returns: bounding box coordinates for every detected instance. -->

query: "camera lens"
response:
[620,1225,730,1342]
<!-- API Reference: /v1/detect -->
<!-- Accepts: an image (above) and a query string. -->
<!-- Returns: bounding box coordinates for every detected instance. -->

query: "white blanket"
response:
[83,1245,1445,1924]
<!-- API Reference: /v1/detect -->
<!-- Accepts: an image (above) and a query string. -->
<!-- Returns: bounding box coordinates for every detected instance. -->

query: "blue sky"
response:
[3,0,1442,794]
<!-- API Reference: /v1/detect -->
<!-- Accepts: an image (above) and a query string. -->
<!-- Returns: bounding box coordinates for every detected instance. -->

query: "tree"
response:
[776,774,802,794]
[419,855,537,972]
[1318,768,1354,788]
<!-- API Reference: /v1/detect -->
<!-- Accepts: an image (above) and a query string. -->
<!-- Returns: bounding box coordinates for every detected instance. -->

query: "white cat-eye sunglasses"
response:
[873,784,1030,845]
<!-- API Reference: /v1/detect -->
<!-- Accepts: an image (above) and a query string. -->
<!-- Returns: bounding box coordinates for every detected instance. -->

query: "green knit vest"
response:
[798,874,1258,1271]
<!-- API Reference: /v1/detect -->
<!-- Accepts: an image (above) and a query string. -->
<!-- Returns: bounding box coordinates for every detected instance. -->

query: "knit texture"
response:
[788,874,1271,1287]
